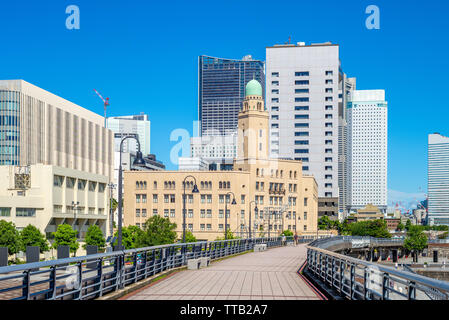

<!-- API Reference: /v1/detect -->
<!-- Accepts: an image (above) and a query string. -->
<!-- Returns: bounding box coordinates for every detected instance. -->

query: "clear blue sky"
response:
[1,0,448,209]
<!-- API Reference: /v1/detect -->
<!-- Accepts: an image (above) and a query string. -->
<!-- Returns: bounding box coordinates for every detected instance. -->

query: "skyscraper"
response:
[428,133,449,226]
[346,90,388,213]
[106,113,151,155]
[266,42,346,218]
[198,55,265,136]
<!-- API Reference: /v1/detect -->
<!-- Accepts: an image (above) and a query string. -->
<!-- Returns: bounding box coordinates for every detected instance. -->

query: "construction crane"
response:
[93,89,110,128]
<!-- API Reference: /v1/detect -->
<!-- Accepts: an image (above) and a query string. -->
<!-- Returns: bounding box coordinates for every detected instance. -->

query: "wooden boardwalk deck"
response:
[123,244,320,300]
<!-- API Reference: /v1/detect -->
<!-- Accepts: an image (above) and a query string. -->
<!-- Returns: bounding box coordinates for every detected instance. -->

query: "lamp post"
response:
[182,175,199,243]
[117,135,146,250]
[107,182,116,238]
[225,191,237,240]
[249,201,258,240]
[71,201,80,238]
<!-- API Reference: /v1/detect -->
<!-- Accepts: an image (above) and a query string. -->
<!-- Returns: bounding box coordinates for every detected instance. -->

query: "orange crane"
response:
[93,89,110,127]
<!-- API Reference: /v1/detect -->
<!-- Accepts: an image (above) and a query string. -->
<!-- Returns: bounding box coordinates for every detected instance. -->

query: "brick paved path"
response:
[124,244,319,300]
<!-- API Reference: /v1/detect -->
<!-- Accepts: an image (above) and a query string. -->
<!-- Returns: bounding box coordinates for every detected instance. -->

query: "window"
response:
[272,81,279,86]
[207,195,212,203]
[164,209,169,217]
[304,198,308,206]
[271,115,279,120]
[164,194,169,203]
[271,98,279,103]
[207,224,212,230]
[295,89,309,93]
[271,72,279,77]
[295,115,309,119]
[53,175,64,187]
[271,106,279,111]
[188,209,193,218]
[325,88,333,93]
[295,97,309,102]
[325,131,333,136]
[295,106,309,111]
[295,123,309,128]
[201,194,206,203]
[16,208,36,217]
[153,209,158,216]
[170,209,175,218]
[141,194,147,203]
[188,224,193,231]
[295,71,309,76]
[325,105,333,110]
[295,132,309,136]
[153,194,158,203]
[0,207,11,217]
[295,80,309,85]
[272,89,279,94]
[302,166,309,171]
[271,123,279,128]
[295,149,309,154]
[207,209,212,218]
[98,183,106,193]
[295,140,309,145]
[326,79,333,84]
[325,114,333,119]
[326,70,333,76]
[241,195,245,204]
[136,195,141,203]
[219,210,224,218]
[89,182,97,192]
[325,97,333,101]
[66,177,75,189]
[78,179,86,190]
[136,209,140,217]
[170,194,175,203]
[200,224,205,231]
[219,224,224,230]
[200,209,205,218]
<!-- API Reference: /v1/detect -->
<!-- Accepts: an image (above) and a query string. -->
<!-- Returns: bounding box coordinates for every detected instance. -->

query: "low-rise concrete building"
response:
[0,164,109,243]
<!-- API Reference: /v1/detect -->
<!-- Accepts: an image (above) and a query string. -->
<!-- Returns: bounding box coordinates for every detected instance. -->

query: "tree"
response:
[139,216,177,247]
[52,224,79,256]
[281,230,293,236]
[0,220,21,255]
[113,225,145,249]
[405,219,412,231]
[83,225,106,250]
[404,225,428,263]
[110,198,118,213]
[20,224,49,253]
[215,230,237,241]
[347,220,391,238]
[396,222,405,232]
[182,231,197,243]
[318,216,333,230]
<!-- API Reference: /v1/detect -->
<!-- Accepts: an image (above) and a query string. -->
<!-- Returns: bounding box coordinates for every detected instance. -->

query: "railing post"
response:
[364,268,369,300]
[77,261,83,300]
[408,281,416,300]
[133,251,138,283]
[98,257,104,297]
[48,265,57,300]
[22,270,31,300]
[350,264,355,300]
[339,261,344,295]
[382,273,389,300]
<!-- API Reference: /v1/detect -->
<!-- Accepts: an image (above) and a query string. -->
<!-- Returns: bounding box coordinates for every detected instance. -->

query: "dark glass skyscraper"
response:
[198,55,265,136]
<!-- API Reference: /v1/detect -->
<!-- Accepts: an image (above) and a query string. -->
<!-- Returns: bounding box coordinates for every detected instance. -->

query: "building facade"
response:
[0,80,114,177]
[346,90,388,213]
[0,164,109,246]
[428,133,449,225]
[124,80,319,241]
[106,113,151,155]
[198,55,265,137]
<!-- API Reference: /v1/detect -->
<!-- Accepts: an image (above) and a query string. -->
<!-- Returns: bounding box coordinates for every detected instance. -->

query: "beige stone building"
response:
[0,164,109,255]
[123,80,319,241]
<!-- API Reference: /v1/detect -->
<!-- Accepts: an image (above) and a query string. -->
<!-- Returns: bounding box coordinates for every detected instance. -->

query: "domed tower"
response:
[237,79,269,161]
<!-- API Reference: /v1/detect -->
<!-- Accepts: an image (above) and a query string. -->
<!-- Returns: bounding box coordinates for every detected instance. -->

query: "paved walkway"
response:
[123,244,320,300]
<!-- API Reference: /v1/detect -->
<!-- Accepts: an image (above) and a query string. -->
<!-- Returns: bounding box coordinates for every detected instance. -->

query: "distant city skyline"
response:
[1,0,448,210]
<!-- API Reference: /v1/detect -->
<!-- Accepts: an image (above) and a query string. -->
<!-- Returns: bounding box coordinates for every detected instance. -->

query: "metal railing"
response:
[306,237,449,300]
[0,236,305,300]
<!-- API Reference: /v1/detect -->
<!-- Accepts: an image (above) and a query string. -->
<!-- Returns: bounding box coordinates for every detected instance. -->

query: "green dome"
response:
[245,79,262,97]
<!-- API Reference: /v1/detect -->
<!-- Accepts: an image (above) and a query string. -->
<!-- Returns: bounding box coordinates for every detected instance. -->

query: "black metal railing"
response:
[0,236,310,300]
[306,237,449,300]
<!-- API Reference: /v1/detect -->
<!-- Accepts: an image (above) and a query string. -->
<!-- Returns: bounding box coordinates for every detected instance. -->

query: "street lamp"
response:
[225,191,237,240]
[182,175,199,243]
[117,135,146,250]
[107,182,116,238]
[71,201,80,238]
[249,201,258,240]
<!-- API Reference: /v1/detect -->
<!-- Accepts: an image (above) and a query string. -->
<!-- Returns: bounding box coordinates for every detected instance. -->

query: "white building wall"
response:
[346,90,388,212]
[266,43,340,199]
[428,133,449,225]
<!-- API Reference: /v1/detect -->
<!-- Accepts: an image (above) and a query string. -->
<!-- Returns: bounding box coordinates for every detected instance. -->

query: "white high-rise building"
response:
[428,133,449,226]
[346,90,388,213]
[266,42,347,219]
[106,113,151,155]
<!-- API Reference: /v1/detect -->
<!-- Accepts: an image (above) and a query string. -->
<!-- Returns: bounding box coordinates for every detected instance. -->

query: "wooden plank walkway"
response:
[123,244,320,300]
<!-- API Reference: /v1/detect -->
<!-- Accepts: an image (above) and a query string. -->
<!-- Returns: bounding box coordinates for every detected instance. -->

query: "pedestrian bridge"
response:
[0,236,448,300]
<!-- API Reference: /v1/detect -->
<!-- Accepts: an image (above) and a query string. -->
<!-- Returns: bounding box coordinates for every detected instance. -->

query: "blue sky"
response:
[1,0,448,209]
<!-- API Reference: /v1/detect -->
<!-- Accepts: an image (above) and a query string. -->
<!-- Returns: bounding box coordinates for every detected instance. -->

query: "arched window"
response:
[227,181,230,189]
[136,182,139,189]
[219,181,223,189]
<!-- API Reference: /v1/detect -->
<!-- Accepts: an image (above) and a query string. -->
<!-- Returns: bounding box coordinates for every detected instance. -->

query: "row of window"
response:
[54,175,105,192]
[0,207,36,217]
[255,168,298,179]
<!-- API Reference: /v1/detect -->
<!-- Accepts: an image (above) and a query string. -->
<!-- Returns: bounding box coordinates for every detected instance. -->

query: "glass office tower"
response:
[198,55,265,136]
